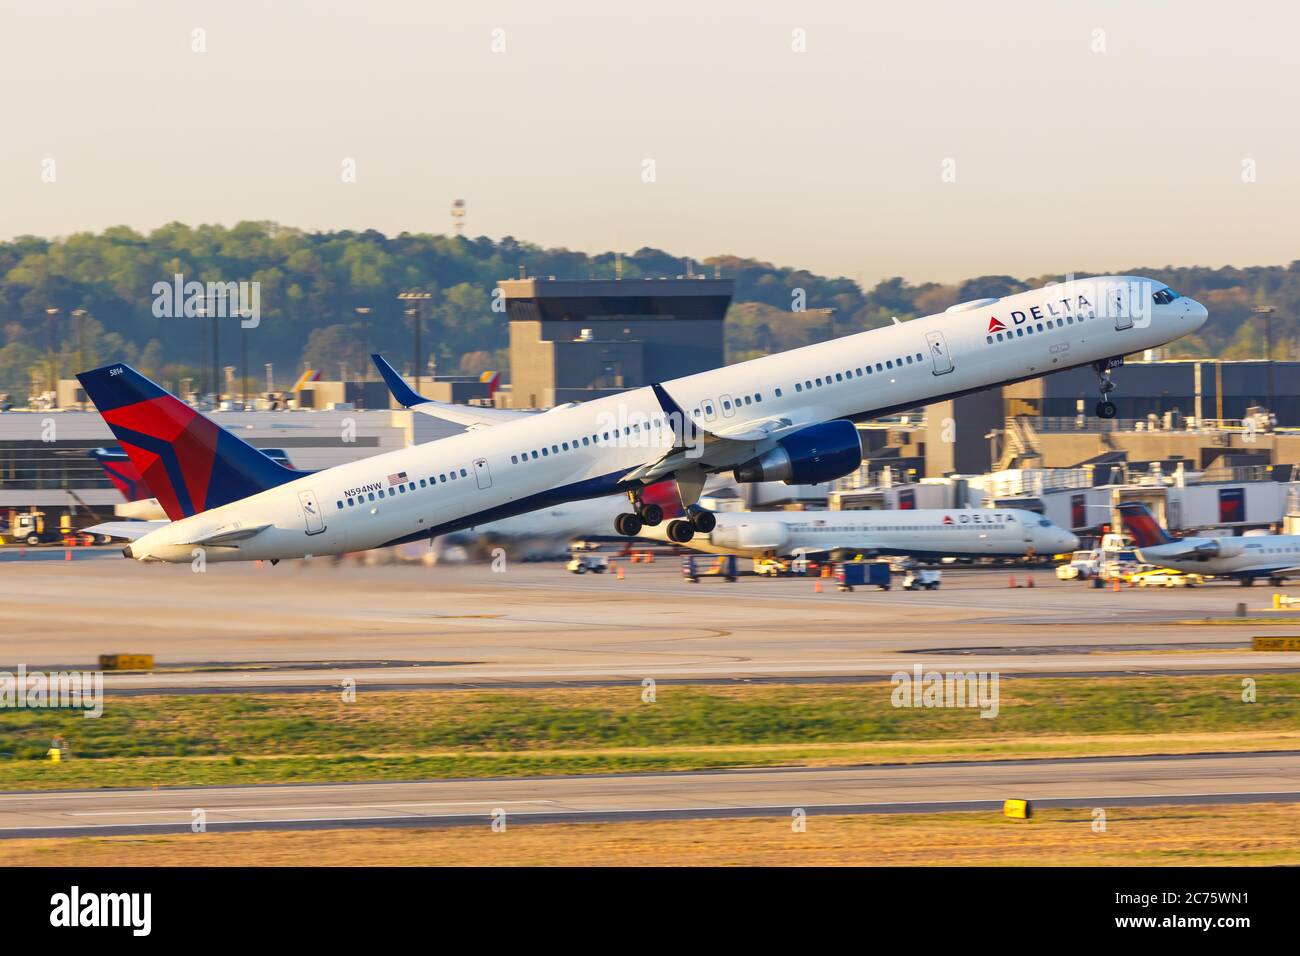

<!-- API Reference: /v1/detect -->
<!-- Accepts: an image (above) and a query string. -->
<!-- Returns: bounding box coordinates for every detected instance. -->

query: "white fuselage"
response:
[128,276,1206,562]
[641,508,1079,559]
[1137,534,1300,579]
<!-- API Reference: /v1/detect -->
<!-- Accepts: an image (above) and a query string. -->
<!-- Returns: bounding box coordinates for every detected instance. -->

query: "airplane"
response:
[88,446,296,521]
[78,275,1206,563]
[1119,502,1300,586]
[640,506,1079,561]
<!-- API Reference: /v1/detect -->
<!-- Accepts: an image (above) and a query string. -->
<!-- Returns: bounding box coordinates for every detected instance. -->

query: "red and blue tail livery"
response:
[1117,502,1175,548]
[76,364,298,520]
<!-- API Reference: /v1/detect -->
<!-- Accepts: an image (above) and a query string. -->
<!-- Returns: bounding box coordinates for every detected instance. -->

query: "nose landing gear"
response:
[1093,360,1118,419]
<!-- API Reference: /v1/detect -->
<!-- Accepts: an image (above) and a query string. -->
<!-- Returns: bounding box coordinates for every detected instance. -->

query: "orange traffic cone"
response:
[616,564,625,580]
[64,547,71,561]
[1026,577,1034,588]
[1008,576,1017,588]
[645,552,654,564]
[1112,578,1121,592]
[814,580,823,593]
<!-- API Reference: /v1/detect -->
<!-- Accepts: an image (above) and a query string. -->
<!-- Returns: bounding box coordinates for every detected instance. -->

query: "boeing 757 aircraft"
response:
[80,276,1206,563]
[640,507,1078,561]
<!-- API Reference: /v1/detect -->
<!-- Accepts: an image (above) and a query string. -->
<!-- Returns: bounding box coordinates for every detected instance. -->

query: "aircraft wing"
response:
[83,520,168,541]
[621,384,806,484]
[371,354,530,429]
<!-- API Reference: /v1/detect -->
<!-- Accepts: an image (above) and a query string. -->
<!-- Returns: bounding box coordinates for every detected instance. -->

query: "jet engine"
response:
[732,420,862,486]
[1194,538,1242,559]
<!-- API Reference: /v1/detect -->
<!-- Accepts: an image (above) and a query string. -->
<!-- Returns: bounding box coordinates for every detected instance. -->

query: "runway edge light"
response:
[1003,799,1032,820]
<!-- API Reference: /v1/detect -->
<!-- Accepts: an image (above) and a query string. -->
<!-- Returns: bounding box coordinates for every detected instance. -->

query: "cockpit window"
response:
[1038,519,1052,527]
[1152,287,1181,305]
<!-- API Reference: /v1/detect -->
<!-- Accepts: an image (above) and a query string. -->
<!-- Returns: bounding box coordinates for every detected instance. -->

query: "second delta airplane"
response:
[80,276,1206,563]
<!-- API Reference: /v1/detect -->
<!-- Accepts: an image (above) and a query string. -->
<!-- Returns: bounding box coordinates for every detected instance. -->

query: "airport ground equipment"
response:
[902,569,942,590]
[682,554,737,583]
[835,561,892,592]
[566,554,609,574]
[2,510,81,546]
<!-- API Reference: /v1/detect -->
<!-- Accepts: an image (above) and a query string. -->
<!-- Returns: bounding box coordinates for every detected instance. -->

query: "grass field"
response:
[1,674,1297,790]
[4,804,1298,866]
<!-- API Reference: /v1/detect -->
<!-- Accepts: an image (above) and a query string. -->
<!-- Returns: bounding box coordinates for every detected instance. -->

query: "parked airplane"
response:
[641,507,1078,561]
[1120,502,1298,585]
[79,276,1205,563]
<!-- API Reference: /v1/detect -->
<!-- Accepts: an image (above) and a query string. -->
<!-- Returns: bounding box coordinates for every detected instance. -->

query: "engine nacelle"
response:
[733,420,862,486]
[1197,538,1243,559]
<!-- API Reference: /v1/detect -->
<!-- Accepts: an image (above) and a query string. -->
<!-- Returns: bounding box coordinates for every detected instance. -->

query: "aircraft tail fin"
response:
[76,364,298,520]
[1117,502,1174,548]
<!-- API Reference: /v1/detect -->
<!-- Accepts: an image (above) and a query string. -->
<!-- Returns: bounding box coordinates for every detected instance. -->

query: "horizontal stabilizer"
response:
[83,520,168,541]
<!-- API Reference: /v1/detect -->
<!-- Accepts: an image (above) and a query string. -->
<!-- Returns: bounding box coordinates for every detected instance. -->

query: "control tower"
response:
[500,277,733,408]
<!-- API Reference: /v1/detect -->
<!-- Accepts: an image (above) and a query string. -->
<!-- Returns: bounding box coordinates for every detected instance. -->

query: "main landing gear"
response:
[1093,360,1118,419]
[614,494,715,543]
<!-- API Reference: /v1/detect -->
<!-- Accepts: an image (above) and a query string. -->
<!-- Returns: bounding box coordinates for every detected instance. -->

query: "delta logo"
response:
[986,316,1006,334]
[943,515,955,525]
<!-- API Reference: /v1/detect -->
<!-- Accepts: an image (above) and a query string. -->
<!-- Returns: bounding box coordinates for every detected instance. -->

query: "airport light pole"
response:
[397,291,433,393]
[71,309,88,409]
[1254,306,1275,412]
[43,308,61,394]
[354,307,372,382]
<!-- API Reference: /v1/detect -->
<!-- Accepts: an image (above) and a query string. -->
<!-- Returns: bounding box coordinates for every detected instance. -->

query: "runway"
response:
[3,555,1299,692]
[4,751,1299,838]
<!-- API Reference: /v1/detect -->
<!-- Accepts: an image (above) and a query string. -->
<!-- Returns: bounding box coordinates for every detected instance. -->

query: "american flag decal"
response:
[387,471,408,486]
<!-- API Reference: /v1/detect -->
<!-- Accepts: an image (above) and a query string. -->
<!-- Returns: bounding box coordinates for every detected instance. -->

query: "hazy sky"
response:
[2,0,1297,285]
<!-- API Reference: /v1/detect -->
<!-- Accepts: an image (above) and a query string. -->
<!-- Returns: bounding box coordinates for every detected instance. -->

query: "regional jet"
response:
[1120,502,1300,586]
[640,507,1078,561]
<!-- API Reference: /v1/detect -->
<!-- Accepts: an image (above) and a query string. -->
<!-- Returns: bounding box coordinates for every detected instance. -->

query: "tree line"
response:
[0,221,1293,398]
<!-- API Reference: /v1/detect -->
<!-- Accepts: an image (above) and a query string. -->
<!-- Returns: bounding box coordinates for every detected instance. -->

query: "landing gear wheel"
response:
[638,502,664,527]
[666,519,695,544]
[1095,400,1117,419]
[614,512,643,537]
[687,506,716,533]
[1240,577,1254,587]
[1271,576,1286,587]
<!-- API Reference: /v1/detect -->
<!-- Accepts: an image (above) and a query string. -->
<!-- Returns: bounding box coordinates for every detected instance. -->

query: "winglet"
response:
[371,354,426,408]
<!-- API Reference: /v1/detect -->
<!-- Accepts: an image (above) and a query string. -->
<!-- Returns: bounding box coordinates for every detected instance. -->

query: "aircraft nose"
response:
[1059,531,1080,552]
[1184,297,1209,332]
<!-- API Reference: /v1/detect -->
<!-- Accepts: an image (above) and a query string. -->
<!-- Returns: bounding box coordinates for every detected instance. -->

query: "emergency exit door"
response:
[298,490,326,535]
[925,331,954,375]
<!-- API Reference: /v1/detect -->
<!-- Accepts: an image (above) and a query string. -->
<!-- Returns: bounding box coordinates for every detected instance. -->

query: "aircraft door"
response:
[1112,286,1133,330]
[925,331,954,375]
[298,489,326,536]
[473,457,492,489]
